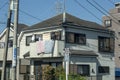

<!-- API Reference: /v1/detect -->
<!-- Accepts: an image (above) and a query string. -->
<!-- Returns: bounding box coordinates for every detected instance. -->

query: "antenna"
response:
[55,0,62,15]
[63,0,66,22]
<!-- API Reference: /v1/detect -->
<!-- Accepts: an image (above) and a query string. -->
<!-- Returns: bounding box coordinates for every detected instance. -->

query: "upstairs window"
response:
[77,65,90,76]
[35,34,43,41]
[66,32,86,45]
[26,34,43,46]
[66,32,74,43]
[98,66,109,74]
[26,36,32,46]
[98,36,114,52]
[51,31,61,40]
[104,20,112,27]
[75,33,86,44]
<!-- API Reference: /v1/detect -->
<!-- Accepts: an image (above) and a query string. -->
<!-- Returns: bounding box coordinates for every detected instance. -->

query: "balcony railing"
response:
[26,40,65,58]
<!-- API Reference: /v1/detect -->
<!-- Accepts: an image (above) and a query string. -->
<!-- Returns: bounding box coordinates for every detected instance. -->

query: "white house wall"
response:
[70,56,97,76]
[0,29,14,61]
[19,28,64,59]
[19,26,115,80]
[65,27,115,80]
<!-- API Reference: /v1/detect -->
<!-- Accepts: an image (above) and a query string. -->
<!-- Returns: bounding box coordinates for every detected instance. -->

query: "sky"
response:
[0,0,120,33]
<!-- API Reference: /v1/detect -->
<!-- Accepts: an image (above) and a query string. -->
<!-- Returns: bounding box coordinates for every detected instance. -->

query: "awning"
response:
[70,50,98,56]
[115,68,120,77]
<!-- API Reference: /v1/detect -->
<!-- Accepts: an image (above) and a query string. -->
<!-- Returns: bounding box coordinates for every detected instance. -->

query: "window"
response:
[26,36,32,46]
[8,40,13,47]
[20,65,30,74]
[35,34,43,41]
[66,32,74,43]
[75,33,86,44]
[98,36,114,52]
[77,65,90,76]
[104,20,112,27]
[51,31,61,40]
[98,66,109,74]
[66,32,86,45]
[0,42,5,48]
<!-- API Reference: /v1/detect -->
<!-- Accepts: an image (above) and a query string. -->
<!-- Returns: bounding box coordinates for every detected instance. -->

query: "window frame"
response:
[20,65,30,74]
[51,31,61,40]
[104,19,112,27]
[77,65,90,76]
[66,32,86,45]
[35,34,43,41]
[26,36,32,46]
[98,36,114,52]
[98,66,109,74]
[66,32,75,43]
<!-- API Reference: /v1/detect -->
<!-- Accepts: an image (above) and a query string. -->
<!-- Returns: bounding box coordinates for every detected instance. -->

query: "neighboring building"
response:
[0,24,28,80]
[102,2,120,80]
[19,13,115,80]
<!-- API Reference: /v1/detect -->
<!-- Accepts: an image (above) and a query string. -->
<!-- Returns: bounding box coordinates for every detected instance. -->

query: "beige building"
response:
[18,13,115,80]
[0,24,28,80]
[102,2,120,79]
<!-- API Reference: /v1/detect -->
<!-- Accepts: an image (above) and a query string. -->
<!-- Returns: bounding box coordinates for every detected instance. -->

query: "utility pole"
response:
[12,0,19,80]
[1,0,12,80]
[64,48,70,80]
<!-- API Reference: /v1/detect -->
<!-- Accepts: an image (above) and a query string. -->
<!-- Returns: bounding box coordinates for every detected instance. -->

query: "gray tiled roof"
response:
[25,13,107,30]
[16,24,29,34]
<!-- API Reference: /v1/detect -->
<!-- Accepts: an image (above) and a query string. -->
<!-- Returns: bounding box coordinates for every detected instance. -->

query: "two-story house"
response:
[0,24,28,80]
[18,13,115,80]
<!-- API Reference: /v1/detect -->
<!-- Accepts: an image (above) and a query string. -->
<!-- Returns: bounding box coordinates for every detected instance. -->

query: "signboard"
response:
[12,47,17,67]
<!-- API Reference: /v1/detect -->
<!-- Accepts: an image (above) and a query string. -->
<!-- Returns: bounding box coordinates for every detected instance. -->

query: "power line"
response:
[92,0,120,25]
[0,22,6,24]
[0,1,8,11]
[74,0,103,23]
[19,9,42,21]
[86,0,107,16]
[86,0,120,26]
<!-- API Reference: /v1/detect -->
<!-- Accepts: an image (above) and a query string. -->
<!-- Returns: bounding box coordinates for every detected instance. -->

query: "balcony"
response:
[22,40,65,58]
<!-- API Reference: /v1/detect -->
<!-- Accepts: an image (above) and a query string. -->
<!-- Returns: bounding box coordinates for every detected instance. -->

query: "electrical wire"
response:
[19,9,42,21]
[74,0,103,23]
[86,0,120,26]
[0,1,8,11]
[92,0,120,25]
[0,1,8,25]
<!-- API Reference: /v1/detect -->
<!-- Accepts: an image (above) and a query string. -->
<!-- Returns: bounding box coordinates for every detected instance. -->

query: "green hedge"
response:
[58,74,86,80]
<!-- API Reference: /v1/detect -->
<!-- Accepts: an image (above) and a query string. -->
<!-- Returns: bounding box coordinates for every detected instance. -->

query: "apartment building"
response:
[102,3,120,80]
[18,13,115,80]
[0,24,28,80]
